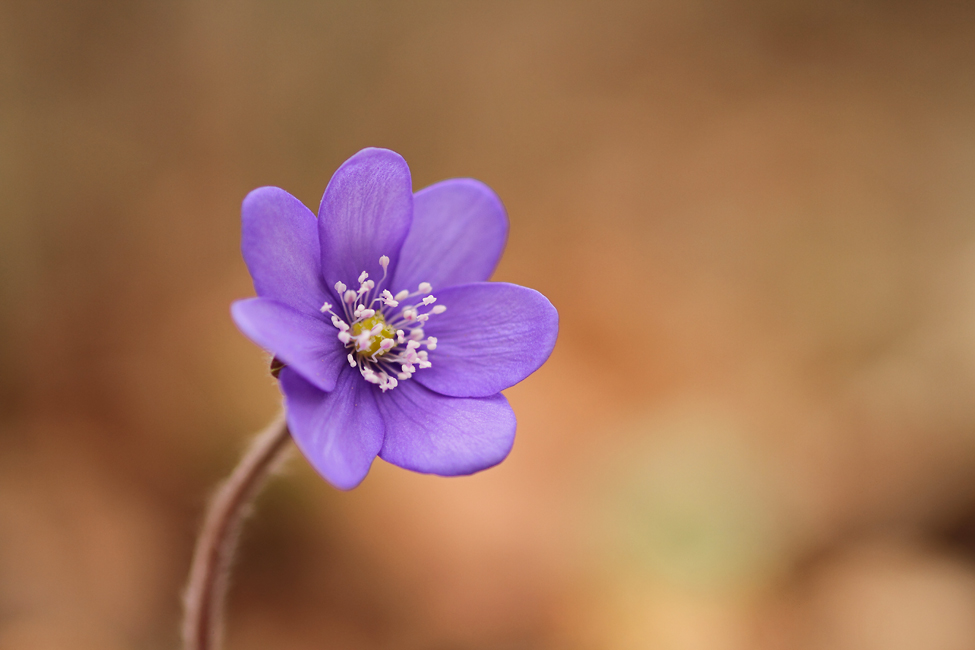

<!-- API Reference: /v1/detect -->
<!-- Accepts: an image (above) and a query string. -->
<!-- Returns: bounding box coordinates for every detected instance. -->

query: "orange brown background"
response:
[3,1,975,648]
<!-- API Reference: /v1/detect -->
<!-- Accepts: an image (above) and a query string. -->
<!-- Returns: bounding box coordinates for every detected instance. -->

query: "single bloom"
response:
[231,148,558,489]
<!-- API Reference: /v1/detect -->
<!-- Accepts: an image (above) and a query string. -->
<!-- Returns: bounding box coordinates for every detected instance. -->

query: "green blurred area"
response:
[3,1,975,648]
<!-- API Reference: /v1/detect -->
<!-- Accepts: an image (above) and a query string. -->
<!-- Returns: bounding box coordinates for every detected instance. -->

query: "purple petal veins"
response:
[280,367,384,490]
[377,381,516,476]
[318,148,413,294]
[393,178,508,292]
[232,298,346,392]
[241,187,331,314]
[412,282,559,398]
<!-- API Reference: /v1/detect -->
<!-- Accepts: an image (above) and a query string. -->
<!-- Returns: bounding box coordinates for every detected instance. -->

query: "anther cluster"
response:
[319,255,445,392]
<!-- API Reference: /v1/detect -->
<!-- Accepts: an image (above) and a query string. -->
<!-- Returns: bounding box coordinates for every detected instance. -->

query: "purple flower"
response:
[231,148,558,489]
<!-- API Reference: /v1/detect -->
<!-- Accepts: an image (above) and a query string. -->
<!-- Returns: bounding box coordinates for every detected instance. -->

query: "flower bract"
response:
[232,148,558,489]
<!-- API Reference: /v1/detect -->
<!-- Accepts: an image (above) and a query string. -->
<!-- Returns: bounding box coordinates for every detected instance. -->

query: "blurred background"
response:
[3,0,975,648]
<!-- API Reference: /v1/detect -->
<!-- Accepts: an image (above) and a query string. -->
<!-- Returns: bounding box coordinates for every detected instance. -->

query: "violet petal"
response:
[318,148,413,290]
[231,297,344,392]
[280,366,384,490]
[414,282,558,398]
[393,179,508,292]
[241,187,332,313]
[377,381,516,476]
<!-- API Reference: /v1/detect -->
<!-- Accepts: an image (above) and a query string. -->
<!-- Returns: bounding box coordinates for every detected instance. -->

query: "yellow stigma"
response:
[351,313,397,357]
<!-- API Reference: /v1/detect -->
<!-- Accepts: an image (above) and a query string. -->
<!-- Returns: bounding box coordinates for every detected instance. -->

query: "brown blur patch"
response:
[3,0,975,648]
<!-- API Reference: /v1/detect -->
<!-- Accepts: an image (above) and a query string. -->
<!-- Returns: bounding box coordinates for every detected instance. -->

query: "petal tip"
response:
[229,297,260,334]
[241,185,301,216]
[326,148,413,194]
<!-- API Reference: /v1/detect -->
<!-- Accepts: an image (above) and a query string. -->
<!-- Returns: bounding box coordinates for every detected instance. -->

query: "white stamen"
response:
[327,267,444,391]
[381,290,399,307]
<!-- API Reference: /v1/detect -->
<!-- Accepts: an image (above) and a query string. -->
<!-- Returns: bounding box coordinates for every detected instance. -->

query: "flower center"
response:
[351,313,396,358]
[318,255,445,392]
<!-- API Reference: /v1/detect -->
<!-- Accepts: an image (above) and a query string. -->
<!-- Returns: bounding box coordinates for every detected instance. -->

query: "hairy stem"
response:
[182,411,292,650]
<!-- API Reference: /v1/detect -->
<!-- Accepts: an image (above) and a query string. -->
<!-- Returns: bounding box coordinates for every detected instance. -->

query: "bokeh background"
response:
[3,0,975,648]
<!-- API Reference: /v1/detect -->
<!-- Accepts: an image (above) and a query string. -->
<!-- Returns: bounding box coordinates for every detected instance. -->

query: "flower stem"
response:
[182,411,292,650]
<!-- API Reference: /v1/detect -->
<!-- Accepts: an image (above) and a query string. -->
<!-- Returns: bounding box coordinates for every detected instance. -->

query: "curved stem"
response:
[182,411,292,650]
